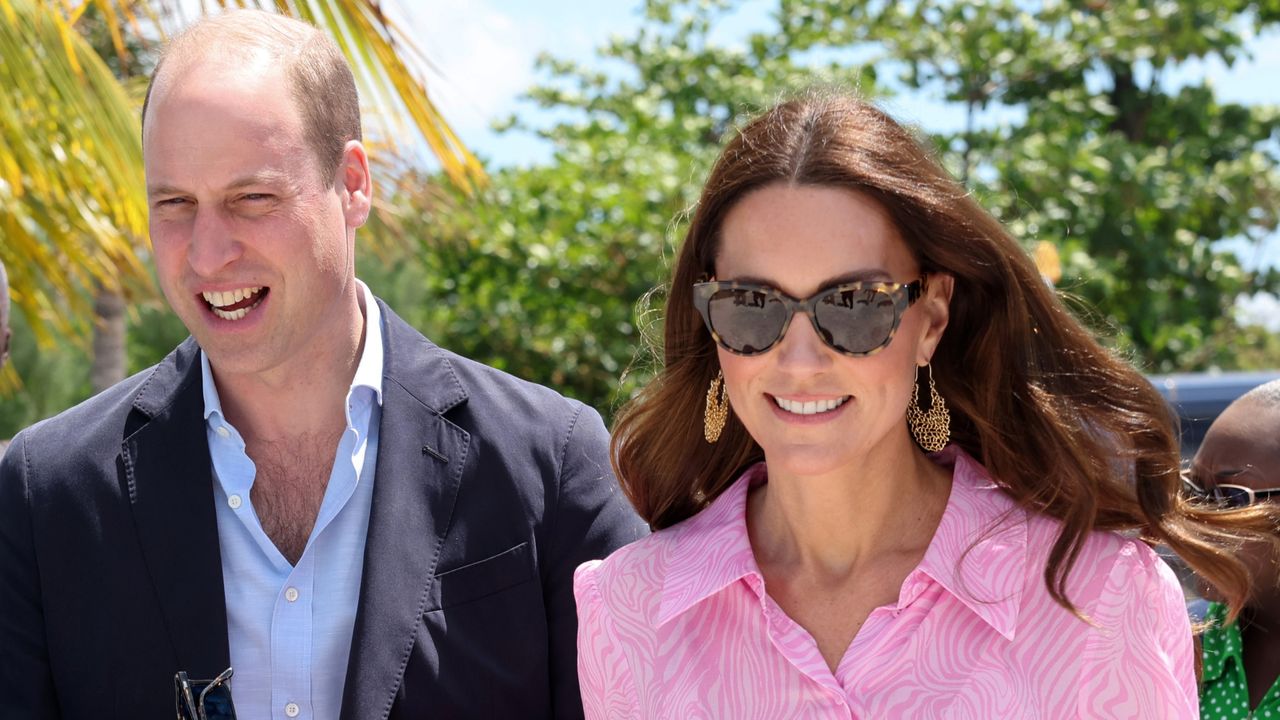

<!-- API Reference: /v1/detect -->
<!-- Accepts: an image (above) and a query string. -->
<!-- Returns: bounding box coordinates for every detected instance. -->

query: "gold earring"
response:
[704,370,729,443]
[907,364,950,452]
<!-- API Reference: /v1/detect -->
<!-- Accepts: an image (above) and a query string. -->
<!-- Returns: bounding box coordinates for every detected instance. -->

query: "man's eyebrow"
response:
[225,171,293,191]
[146,172,294,198]
[146,183,186,198]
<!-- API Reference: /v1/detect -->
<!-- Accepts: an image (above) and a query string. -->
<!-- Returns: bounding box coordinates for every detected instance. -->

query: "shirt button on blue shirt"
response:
[285,702,300,717]
[285,587,299,603]
[228,494,242,510]
[215,426,231,439]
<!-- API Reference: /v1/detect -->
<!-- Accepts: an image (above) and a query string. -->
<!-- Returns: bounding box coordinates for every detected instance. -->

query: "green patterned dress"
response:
[1201,602,1280,720]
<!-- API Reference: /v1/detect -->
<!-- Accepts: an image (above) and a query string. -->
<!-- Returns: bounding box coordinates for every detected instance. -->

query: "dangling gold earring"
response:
[907,364,950,452]
[704,370,729,443]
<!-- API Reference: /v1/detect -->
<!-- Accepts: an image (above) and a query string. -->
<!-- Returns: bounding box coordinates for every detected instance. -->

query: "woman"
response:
[574,93,1278,718]
[1185,380,1280,719]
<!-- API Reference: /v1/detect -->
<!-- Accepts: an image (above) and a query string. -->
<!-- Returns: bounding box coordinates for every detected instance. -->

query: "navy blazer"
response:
[0,300,649,719]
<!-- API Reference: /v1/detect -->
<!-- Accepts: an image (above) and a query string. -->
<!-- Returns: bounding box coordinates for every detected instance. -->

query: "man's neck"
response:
[213,292,367,444]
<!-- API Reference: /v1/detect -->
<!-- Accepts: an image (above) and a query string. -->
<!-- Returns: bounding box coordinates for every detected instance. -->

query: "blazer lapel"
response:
[123,338,231,677]
[340,303,470,720]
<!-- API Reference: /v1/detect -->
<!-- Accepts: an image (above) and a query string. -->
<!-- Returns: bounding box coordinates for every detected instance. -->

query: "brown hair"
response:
[141,9,361,184]
[612,91,1279,617]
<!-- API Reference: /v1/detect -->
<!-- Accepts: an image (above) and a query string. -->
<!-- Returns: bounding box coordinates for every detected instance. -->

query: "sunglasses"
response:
[175,667,237,720]
[692,276,926,357]
[1181,465,1280,509]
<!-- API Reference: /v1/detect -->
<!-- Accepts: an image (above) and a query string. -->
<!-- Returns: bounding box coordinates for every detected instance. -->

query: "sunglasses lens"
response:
[1212,486,1254,508]
[200,685,237,720]
[813,287,897,354]
[706,287,788,354]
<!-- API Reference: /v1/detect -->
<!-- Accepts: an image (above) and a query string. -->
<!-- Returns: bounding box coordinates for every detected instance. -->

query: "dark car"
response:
[1148,370,1280,457]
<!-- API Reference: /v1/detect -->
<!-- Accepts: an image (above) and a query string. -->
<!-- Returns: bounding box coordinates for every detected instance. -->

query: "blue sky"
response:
[400,1,1280,325]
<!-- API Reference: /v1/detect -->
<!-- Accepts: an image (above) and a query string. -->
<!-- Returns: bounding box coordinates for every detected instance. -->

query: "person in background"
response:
[575,92,1277,718]
[1185,379,1280,719]
[0,10,646,719]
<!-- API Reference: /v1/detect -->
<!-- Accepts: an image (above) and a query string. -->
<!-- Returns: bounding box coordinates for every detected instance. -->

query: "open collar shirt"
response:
[575,446,1198,719]
[202,280,384,720]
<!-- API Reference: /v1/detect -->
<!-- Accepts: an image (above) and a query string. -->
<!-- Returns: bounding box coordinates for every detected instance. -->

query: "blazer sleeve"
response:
[544,405,648,719]
[1077,540,1199,718]
[0,434,60,717]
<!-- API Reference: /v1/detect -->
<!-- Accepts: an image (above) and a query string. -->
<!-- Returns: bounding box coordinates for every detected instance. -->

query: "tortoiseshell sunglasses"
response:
[692,276,926,357]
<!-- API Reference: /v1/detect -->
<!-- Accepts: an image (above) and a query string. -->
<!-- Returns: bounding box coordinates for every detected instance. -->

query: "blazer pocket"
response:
[426,542,534,611]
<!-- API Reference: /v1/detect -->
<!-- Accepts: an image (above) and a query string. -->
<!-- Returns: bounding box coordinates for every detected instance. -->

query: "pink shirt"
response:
[574,447,1197,719]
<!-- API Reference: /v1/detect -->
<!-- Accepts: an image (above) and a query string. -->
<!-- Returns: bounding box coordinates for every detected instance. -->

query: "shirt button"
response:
[227,494,242,509]
[215,426,230,439]
[285,587,300,602]
[284,702,300,717]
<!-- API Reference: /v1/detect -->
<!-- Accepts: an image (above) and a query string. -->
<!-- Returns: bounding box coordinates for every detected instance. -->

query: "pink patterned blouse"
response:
[574,446,1197,719]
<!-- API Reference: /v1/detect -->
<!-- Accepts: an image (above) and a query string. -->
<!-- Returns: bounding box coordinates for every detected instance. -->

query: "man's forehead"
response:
[145,50,290,130]
[143,57,310,185]
[1199,401,1280,463]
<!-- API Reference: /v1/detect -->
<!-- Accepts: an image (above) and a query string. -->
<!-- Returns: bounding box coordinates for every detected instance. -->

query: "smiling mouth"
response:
[201,286,267,321]
[773,396,850,415]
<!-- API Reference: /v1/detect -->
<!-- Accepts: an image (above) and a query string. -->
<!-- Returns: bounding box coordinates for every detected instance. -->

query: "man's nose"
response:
[186,208,242,276]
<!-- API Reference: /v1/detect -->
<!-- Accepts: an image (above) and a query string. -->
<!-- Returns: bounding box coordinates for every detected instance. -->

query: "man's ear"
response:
[0,326,10,370]
[336,140,372,229]
[916,273,954,366]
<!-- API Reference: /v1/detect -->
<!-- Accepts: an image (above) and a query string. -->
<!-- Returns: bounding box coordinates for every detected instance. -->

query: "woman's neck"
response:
[747,436,952,579]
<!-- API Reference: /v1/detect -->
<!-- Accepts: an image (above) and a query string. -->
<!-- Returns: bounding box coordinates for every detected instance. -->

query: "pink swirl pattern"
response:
[575,447,1197,719]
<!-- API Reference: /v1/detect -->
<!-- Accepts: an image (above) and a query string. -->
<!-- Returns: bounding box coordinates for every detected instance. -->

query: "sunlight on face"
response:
[713,183,938,482]
[143,55,356,382]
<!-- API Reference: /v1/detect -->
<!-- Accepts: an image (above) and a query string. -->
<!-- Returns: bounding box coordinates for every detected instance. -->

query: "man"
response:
[1186,380,1280,718]
[0,10,646,719]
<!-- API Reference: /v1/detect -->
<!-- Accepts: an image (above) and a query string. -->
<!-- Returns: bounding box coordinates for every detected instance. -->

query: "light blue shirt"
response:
[202,280,383,720]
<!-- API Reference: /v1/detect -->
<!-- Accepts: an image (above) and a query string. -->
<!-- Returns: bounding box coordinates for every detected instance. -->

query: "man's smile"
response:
[201,286,268,321]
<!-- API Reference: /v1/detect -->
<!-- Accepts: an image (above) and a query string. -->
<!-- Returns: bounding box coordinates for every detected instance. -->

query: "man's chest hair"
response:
[245,428,344,559]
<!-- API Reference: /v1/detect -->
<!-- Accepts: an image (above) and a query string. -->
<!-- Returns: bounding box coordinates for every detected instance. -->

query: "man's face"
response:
[1190,398,1280,605]
[144,56,364,381]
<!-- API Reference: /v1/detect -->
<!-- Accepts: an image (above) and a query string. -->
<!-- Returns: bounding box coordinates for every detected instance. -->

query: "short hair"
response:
[141,9,361,183]
[1239,378,1280,409]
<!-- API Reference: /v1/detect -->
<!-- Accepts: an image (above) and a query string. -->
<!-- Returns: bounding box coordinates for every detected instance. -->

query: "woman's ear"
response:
[917,273,954,366]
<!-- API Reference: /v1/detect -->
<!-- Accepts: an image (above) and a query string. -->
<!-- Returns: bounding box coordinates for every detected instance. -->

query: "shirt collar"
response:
[1199,601,1240,683]
[202,278,385,423]
[910,445,1027,641]
[657,462,766,627]
[656,446,1028,641]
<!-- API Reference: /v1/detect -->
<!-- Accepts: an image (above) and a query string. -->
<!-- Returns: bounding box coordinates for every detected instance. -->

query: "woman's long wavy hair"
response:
[611,91,1278,617]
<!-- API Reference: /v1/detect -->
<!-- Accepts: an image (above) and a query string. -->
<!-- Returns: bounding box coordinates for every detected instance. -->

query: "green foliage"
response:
[383,0,875,417]
[7,0,1278,438]
[376,0,1279,424]
[778,0,1280,371]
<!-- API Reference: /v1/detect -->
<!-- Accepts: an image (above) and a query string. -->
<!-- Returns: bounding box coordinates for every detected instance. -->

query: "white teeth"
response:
[200,286,264,321]
[211,306,249,321]
[774,396,849,415]
[201,286,263,308]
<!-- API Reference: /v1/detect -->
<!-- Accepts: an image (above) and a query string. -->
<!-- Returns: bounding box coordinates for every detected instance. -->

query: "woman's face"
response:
[712,183,952,481]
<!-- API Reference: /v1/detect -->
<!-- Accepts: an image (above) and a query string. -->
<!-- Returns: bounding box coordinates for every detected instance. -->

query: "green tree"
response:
[381,0,874,415]
[0,0,483,394]
[378,0,1279,422]
[778,0,1280,371]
